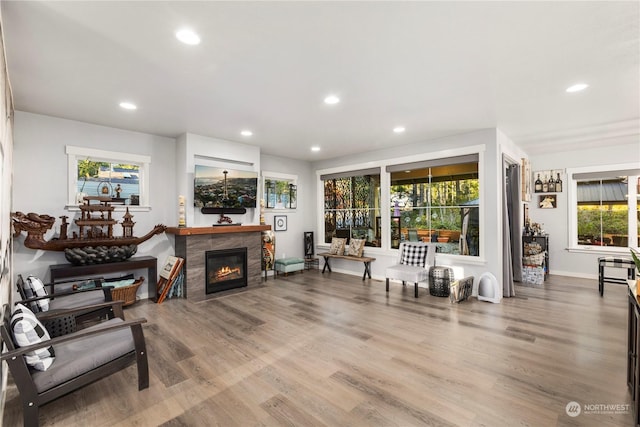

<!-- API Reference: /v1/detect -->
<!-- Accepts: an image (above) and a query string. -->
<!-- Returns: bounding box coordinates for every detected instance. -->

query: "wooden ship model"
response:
[12,196,166,265]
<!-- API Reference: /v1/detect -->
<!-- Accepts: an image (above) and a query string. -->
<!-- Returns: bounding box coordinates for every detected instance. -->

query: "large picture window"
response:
[322,169,381,247]
[387,155,480,256]
[570,165,639,249]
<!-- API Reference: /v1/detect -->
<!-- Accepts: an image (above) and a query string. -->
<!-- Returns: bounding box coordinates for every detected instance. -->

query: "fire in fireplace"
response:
[205,247,248,294]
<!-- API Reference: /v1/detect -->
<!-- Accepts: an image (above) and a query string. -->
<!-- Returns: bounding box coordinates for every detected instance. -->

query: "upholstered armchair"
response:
[385,242,436,297]
[0,301,148,427]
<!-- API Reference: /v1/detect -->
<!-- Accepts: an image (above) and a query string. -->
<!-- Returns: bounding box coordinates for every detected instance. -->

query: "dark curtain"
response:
[502,159,522,298]
[507,163,523,283]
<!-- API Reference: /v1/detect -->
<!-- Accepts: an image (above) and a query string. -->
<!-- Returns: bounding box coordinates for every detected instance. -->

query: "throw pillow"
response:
[26,275,49,312]
[329,237,346,255]
[347,239,365,257]
[400,244,427,267]
[11,303,55,371]
[17,276,37,312]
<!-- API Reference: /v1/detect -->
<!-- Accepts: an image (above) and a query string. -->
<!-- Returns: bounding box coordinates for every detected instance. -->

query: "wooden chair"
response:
[16,274,115,336]
[0,301,149,427]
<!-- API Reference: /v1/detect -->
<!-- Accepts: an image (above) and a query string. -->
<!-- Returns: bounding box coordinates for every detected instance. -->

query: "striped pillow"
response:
[11,304,55,371]
[26,275,49,312]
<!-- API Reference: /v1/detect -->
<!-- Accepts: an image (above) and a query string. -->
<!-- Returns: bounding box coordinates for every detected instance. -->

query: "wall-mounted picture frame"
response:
[274,215,287,231]
[538,194,557,209]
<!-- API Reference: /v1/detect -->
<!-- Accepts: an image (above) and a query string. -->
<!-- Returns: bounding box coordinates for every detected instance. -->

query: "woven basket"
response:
[523,252,545,266]
[109,277,144,306]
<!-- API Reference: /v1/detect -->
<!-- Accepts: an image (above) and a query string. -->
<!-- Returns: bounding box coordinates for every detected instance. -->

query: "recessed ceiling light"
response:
[324,95,340,105]
[311,146,321,152]
[393,126,406,133]
[566,83,589,93]
[176,29,201,45]
[241,130,253,137]
[119,102,137,110]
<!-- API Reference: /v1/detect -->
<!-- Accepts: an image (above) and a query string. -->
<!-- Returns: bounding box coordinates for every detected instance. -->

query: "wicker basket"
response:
[109,277,144,306]
[523,252,545,266]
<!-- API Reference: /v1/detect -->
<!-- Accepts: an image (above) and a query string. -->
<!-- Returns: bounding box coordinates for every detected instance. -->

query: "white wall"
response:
[529,140,640,279]
[176,132,260,227]
[260,154,314,261]
[311,129,504,296]
[12,112,177,297]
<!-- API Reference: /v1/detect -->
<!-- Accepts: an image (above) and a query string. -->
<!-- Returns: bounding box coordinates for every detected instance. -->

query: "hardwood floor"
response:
[2,271,634,426]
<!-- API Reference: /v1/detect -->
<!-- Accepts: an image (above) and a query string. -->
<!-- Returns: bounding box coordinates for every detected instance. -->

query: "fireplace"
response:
[205,247,248,294]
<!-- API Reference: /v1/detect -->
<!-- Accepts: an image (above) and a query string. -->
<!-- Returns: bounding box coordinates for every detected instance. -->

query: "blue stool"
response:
[598,257,636,296]
[275,257,305,277]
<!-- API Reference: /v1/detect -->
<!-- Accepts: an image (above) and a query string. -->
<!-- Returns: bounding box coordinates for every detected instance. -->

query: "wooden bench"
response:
[317,252,376,280]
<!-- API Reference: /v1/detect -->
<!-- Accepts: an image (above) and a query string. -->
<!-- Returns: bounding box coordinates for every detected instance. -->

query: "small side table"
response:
[304,257,319,270]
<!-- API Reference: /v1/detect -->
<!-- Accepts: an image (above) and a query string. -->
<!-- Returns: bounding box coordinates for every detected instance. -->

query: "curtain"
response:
[502,159,520,298]
[507,163,523,283]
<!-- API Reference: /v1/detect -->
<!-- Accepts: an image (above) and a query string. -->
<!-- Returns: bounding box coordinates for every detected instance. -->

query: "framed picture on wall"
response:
[274,215,287,231]
[538,195,557,209]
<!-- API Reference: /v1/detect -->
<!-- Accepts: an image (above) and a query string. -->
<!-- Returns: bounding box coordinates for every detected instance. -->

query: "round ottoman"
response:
[429,266,454,297]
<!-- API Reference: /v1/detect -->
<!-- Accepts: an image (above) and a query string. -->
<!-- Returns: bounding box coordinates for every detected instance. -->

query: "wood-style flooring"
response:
[2,270,634,426]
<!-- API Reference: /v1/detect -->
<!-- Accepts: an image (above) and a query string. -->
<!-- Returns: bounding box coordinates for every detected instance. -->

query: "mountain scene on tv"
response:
[194,166,258,208]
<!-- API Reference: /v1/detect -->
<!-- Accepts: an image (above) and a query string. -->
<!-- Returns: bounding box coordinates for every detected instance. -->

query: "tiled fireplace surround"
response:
[167,225,270,303]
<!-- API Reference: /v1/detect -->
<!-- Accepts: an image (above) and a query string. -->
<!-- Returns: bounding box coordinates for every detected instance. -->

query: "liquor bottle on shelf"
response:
[548,174,555,192]
[534,174,543,192]
[555,173,562,192]
[542,175,548,193]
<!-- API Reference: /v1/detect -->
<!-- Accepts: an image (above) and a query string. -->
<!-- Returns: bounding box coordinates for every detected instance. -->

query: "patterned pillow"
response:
[17,276,37,312]
[329,237,347,255]
[347,239,366,257]
[400,244,427,267]
[11,303,56,371]
[26,275,49,312]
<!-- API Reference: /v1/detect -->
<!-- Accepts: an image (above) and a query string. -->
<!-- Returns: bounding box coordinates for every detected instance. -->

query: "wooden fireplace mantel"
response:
[165,225,271,236]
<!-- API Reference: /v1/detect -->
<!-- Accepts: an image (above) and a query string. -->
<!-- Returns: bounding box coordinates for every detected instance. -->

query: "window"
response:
[262,171,297,210]
[386,155,480,256]
[322,168,381,247]
[66,146,150,209]
[570,164,639,249]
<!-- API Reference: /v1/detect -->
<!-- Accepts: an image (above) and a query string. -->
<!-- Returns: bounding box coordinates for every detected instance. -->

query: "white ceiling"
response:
[2,1,638,161]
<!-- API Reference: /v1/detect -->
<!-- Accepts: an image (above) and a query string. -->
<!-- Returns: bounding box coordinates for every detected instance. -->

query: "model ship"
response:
[12,197,166,264]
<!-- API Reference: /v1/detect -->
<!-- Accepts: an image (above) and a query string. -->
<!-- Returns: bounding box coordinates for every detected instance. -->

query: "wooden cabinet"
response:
[628,286,640,426]
[50,256,157,299]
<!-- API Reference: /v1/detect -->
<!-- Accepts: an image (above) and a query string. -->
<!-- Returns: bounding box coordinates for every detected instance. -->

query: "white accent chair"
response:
[385,242,437,298]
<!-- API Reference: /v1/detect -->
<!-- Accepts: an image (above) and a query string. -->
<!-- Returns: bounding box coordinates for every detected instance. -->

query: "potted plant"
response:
[631,248,640,273]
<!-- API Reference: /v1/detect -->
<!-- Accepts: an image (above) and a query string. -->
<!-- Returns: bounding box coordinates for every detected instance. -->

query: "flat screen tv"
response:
[194,166,258,208]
